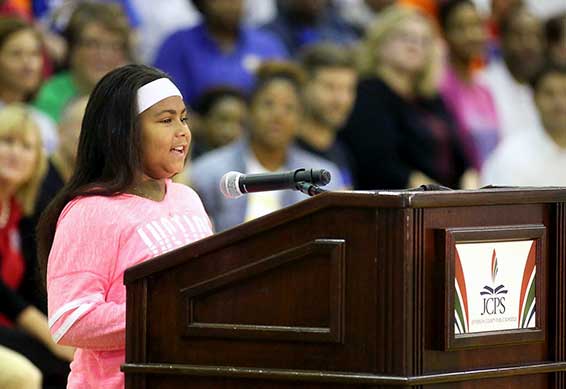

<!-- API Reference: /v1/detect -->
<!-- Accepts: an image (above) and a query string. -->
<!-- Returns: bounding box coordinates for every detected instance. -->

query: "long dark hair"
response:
[36,64,171,279]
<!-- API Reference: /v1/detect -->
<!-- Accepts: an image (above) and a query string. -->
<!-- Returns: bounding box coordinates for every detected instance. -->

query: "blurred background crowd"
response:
[0,0,565,387]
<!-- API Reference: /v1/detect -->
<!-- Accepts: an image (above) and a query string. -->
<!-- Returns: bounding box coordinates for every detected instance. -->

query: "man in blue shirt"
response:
[153,0,288,105]
[262,0,358,56]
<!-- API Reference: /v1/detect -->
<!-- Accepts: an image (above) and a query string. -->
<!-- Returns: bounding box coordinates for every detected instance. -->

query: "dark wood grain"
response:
[123,189,566,388]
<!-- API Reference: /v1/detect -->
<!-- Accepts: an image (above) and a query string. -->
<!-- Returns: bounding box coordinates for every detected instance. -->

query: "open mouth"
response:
[170,145,186,155]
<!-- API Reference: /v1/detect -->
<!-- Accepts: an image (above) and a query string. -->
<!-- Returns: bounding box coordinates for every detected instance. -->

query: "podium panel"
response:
[123,189,566,388]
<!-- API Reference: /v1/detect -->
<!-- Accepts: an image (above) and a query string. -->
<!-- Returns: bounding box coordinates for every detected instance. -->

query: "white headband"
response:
[137,78,183,114]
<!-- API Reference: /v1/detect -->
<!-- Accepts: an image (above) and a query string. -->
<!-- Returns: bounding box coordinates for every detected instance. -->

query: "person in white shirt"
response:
[480,5,546,139]
[481,63,566,186]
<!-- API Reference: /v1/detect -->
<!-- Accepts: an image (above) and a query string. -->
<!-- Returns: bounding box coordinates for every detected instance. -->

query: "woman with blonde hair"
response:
[340,4,470,190]
[0,104,73,389]
[34,2,132,122]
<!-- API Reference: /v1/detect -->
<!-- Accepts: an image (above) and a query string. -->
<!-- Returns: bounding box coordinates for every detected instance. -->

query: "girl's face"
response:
[445,2,487,62]
[0,127,39,190]
[138,95,191,180]
[71,22,128,90]
[379,15,433,76]
[204,96,247,148]
[0,29,43,96]
[249,79,301,151]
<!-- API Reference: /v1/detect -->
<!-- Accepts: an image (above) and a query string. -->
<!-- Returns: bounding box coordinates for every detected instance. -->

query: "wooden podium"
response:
[122,189,566,388]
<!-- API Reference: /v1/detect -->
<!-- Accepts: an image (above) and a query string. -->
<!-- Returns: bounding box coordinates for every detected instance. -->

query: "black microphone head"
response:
[316,169,331,186]
[219,171,244,199]
[294,168,331,186]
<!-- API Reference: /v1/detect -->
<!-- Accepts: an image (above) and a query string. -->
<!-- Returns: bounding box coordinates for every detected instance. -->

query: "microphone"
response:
[220,168,331,199]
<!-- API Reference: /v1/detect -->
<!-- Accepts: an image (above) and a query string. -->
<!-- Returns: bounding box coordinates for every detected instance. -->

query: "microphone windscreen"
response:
[219,171,243,199]
[318,169,331,186]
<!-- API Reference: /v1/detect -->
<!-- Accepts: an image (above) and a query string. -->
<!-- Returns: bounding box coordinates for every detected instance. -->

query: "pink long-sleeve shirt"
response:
[47,180,213,388]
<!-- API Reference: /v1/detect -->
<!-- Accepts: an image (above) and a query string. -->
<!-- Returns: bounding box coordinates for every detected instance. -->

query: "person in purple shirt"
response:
[153,0,288,105]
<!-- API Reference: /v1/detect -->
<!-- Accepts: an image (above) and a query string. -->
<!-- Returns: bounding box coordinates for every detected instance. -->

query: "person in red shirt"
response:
[0,103,73,388]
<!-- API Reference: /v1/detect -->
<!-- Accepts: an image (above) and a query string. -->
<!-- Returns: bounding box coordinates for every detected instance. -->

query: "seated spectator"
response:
[340,5,470,190]
[482,63,566,186]
[43,97,89,191]
[0,104,73,389]
[0,17,58,153]
[297,43,357,188]
[263,0,358,55]
[132,0,276,64]
[189,61,344,232]
[0,344,42,389]
[34,0,141,31]
[154,0,287,105]
[0,0,31,20]
[480,0,523,58]
[337,0,396,36]
[480,5,545,140]
[545,13,566,67]
[19,97,89,313]
[131,0,199,63]
[439,0,500,170]
[190,87,248,160]
[34,2,131,122]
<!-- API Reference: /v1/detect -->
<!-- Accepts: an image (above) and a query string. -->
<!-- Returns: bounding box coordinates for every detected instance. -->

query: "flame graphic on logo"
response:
[491,249,498,284]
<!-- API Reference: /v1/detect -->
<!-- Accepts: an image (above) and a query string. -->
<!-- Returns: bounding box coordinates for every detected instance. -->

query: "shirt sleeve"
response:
[47,198,125,351]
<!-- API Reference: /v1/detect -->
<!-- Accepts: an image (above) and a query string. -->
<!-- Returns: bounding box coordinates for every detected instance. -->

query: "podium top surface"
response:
[343,186,566,208]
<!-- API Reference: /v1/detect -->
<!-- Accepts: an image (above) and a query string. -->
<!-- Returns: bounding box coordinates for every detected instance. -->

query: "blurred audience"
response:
[43,97,88,189]
[545,13,566,67]
[340,5,469,190]
[482,63,566,185]
[34,0,141,31]
[189,61,343,232]
[19,97,89,307]
[34,2,131,122]
[131,0,199,64]
[0,17,58,153]
[481,5,545,139]
[0,344,42,389]
[154,0,287,105]
[298,43,357,188]
[0,104,73,389]
[0,0,32,20]
[483,0,523,57]
[439,0,500,170]
[190,86,248,160]
[262,0,358,55]
[133,0,277,64]
[338,0,396,35]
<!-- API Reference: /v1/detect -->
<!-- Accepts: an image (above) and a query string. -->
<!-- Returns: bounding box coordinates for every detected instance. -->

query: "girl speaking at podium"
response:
[37,64,213,388]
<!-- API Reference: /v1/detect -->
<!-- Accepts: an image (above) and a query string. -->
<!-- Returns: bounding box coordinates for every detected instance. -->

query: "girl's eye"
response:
[181,117,188,123]
[160,118,172,124]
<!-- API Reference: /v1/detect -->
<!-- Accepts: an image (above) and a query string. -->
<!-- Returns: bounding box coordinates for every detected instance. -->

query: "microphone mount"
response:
[295,181,327,197]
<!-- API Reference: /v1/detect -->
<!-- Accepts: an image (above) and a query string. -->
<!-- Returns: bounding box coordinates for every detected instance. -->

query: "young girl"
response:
[37,64,213,388]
